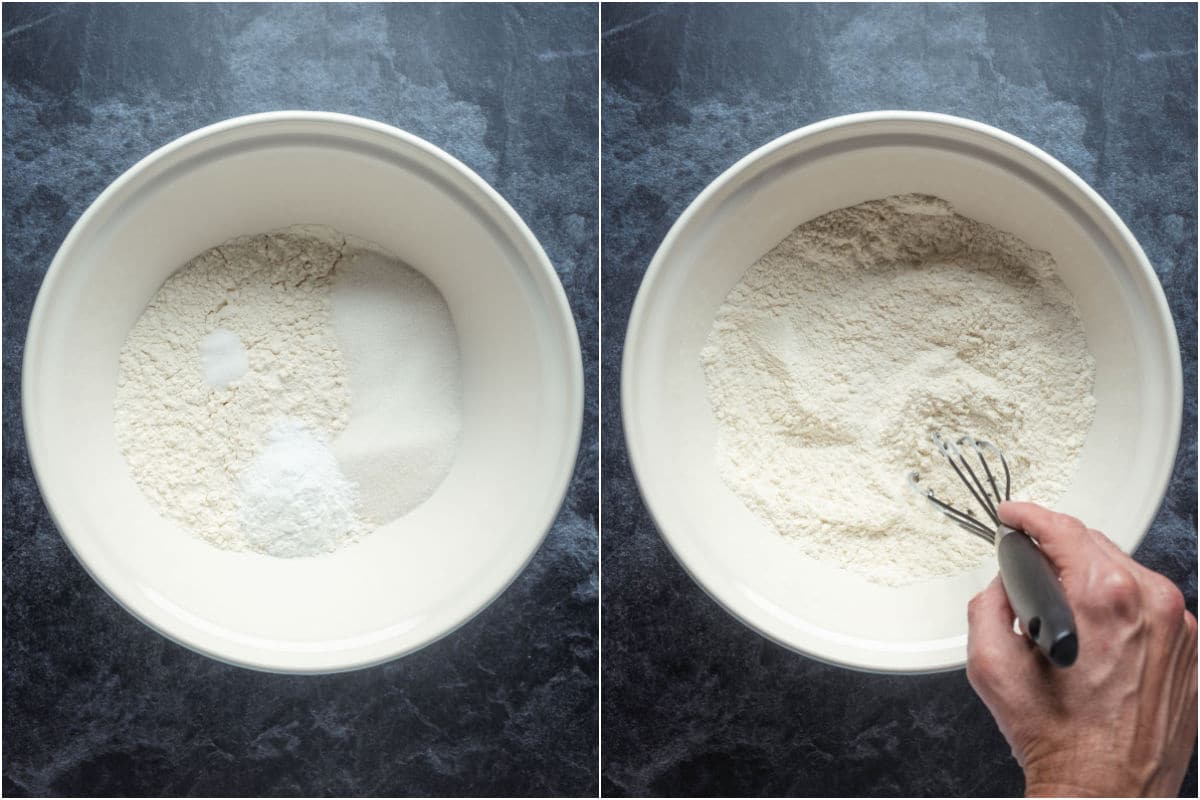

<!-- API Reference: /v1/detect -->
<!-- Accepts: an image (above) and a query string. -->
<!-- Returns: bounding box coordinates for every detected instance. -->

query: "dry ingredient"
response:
[701,194,1096,586]
[331,249,462,524]
[198,327,248,389]
[115,225,462,557]
[238,418,361,557]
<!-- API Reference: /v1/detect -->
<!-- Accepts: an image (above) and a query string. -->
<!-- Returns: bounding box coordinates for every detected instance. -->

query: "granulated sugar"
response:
[700,194,1096,586]
[331,247,462,524]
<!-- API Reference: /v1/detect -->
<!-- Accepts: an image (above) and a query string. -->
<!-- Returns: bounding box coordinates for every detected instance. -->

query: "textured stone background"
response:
[3,4,597,796]
[601,3,1197,797]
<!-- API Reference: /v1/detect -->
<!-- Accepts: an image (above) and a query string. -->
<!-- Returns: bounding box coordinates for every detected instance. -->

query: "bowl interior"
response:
[24,115,581,672]
[624,115,1180,672]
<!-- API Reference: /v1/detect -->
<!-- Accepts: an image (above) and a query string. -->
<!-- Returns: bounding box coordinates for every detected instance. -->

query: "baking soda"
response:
[239,418,364,557]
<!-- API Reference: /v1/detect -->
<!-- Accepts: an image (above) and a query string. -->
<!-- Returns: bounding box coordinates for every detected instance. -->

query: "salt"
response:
[198,327,248,389]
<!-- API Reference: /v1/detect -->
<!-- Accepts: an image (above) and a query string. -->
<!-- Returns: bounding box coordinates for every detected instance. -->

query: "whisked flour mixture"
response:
[701,195,1096,586]
[115,225,462,557]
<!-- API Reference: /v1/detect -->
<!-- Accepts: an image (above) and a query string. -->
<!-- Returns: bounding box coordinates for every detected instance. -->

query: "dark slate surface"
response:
[3,4,597,797]
[601,3,1197,797]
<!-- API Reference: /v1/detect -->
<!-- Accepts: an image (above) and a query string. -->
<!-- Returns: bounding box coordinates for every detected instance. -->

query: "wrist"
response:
[1024,758,1149,798]
[1025,778,1136,797]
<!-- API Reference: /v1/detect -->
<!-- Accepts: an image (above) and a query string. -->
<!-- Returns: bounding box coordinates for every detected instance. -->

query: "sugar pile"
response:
[331,248,462,524]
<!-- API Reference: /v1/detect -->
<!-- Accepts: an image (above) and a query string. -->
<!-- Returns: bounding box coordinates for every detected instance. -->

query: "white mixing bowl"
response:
[23,112,583,673]
[622,111,1181,673]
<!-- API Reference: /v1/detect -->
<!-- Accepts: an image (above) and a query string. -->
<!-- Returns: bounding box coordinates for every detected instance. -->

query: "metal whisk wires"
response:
[907,432,1011,545]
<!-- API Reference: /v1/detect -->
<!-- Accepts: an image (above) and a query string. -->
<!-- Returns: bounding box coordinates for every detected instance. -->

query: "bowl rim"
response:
[621,109,1183,674]
[22,110,585,673]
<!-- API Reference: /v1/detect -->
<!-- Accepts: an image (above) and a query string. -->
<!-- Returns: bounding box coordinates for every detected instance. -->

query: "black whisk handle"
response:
[996,525,1078,668]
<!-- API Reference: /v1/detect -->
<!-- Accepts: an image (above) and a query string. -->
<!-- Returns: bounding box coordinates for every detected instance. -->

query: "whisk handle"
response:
[996,525,1078,668]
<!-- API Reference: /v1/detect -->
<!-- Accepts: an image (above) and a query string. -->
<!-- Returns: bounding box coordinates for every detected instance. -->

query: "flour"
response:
[701,195,1097,586]
[115,225,462,557]
[116,226,356,552]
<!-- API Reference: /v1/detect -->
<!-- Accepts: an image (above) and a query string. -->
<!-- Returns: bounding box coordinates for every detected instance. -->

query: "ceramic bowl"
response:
[622,111,1181,673]
[24,112,583,672]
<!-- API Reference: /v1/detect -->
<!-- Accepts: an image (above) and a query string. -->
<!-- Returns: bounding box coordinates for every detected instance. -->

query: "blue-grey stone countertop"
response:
[601,3,1196,797]
[3,4,597,796]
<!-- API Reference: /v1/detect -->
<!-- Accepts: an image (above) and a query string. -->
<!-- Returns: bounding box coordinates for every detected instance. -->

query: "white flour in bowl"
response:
[700,194,1097,586]
[115,225,462,557]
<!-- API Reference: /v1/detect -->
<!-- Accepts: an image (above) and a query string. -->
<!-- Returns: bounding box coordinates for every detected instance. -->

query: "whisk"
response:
[909,432,1078,668]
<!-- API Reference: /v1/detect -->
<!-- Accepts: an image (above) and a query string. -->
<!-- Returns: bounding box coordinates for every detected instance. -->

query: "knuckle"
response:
[1147,578,1186,621]
[1055,512,1086,533]
[1098,568,1140,610]
[966,646,1002,686]
[965,658,986,687]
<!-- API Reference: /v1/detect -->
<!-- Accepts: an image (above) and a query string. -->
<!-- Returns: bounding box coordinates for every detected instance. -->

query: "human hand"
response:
[966,501,1197,797]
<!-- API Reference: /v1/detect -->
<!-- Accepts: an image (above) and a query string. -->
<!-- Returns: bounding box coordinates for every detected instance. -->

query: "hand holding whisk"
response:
[909,432,1078,668]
